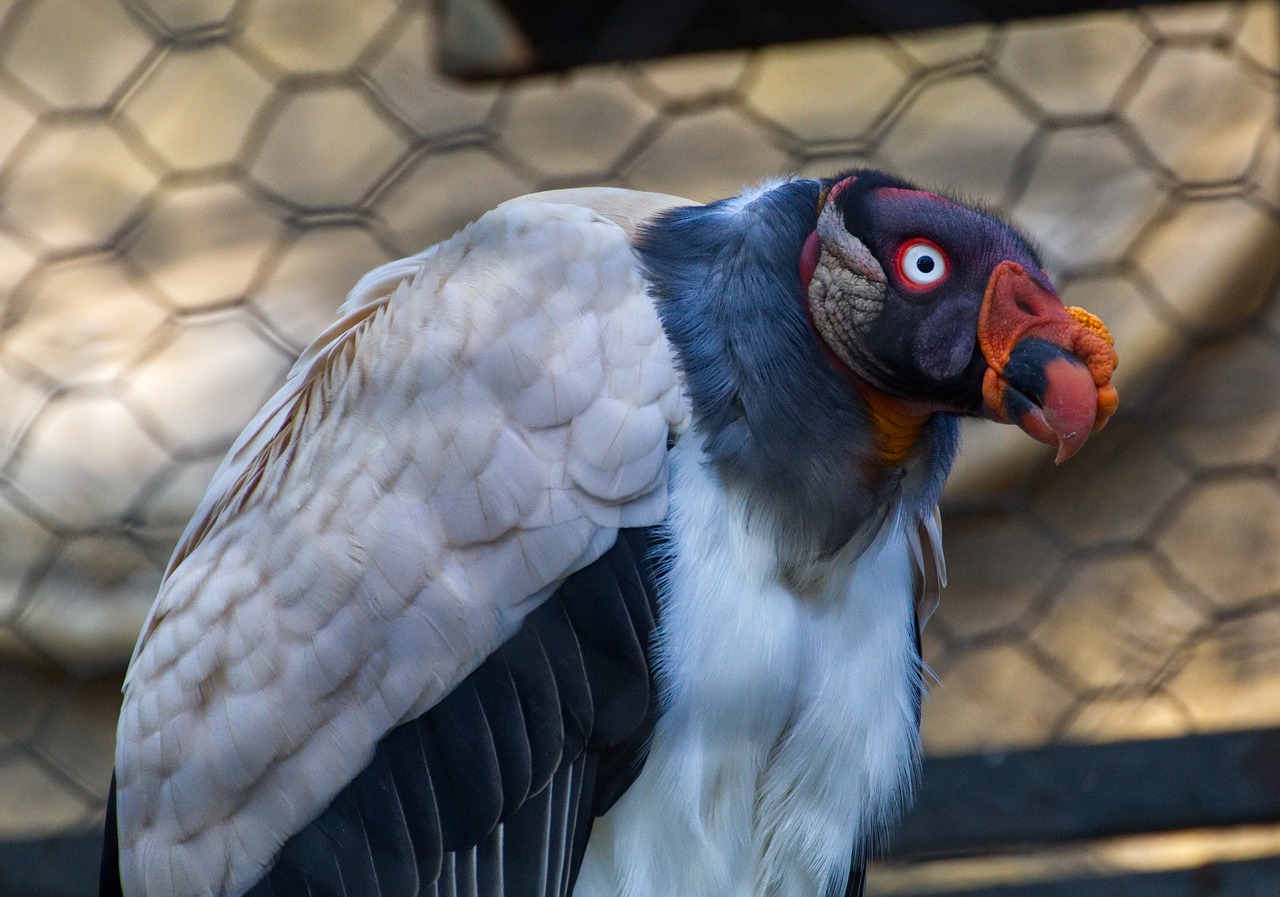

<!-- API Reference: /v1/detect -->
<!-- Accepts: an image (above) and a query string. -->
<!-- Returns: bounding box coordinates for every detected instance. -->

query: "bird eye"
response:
[897,239,948,289]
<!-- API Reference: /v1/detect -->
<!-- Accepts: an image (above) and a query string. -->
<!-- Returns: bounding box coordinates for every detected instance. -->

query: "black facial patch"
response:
[1001,337,1068,406]
[914,302,977,382]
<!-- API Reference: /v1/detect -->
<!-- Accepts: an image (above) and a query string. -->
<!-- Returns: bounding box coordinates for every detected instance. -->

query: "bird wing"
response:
[241,525,664,897]
[112,193,691,897]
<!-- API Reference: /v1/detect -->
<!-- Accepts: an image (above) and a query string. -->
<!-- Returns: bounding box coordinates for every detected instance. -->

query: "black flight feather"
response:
[222,525,663,897]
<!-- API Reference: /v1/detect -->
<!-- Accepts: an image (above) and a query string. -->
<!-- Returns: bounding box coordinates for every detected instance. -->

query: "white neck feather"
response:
[576,434,923,897]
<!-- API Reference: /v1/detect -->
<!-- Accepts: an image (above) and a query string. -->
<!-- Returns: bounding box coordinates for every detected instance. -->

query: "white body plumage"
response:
[577,434,922,897]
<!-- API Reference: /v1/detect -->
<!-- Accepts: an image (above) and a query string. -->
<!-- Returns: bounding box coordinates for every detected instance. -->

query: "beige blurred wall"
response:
[0,0,1276,838]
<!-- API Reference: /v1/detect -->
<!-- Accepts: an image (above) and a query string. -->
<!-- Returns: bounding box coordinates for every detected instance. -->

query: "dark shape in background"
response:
[451,0,1209,74]
[32,729,1280,896]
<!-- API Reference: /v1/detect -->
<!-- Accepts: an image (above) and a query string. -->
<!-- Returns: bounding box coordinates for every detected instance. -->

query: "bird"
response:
[100,170,1119,897]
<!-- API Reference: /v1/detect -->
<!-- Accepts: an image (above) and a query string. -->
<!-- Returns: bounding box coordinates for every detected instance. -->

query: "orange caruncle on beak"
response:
[978,261,1119,463]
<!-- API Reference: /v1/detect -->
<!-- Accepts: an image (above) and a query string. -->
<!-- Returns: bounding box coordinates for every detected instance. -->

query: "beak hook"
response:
[978,262,1119,460]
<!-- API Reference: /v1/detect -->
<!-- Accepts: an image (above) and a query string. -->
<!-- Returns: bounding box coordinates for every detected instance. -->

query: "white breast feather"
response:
[115,200,691,897]
[576,434,923,897]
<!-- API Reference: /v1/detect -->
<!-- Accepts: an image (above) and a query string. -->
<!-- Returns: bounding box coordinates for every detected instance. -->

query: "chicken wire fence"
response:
[0,0,1277,859]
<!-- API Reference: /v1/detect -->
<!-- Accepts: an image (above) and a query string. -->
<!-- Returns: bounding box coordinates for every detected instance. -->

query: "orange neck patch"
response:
[857,384,931,466]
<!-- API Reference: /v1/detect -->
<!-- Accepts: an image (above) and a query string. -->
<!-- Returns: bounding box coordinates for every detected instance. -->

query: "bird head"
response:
[800,171,1119,464]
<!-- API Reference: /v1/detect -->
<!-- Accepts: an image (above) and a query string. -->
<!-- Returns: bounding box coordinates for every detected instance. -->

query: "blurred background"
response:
[0,0,1278,894]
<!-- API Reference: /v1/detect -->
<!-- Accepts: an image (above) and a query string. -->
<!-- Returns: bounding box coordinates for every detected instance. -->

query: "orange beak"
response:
[978,262,1119,463]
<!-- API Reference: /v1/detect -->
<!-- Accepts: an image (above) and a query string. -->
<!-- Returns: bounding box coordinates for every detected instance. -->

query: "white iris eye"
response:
[899,240,947,287]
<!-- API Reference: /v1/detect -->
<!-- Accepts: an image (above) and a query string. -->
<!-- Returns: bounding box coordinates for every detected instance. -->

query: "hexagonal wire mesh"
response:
[0,0,1277,874]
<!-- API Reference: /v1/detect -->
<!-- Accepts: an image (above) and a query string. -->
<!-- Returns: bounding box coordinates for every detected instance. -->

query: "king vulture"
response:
[101,171,1119,897]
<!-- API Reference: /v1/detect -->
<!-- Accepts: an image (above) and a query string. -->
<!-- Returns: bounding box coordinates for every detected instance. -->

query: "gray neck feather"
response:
[637,180,960,583]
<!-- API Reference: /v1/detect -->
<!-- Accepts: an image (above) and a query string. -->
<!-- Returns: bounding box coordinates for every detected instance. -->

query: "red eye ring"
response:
[895,238,948,291]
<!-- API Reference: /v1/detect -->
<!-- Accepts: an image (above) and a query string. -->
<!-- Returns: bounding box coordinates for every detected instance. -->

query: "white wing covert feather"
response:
[114,198,691,897]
